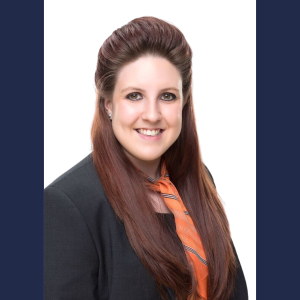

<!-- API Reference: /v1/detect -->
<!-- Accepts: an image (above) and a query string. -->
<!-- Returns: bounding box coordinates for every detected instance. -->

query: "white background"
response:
[45,0,256,298]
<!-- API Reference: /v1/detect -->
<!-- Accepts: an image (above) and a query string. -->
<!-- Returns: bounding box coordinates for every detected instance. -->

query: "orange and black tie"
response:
[140,158,208,299]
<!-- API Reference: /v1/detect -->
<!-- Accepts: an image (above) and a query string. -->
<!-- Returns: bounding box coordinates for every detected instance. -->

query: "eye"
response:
[161,93,177,101]
[126,92,143,101]
[125,92,177,101]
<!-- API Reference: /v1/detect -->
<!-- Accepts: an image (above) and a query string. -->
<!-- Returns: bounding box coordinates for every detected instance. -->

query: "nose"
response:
[142,98,161,122]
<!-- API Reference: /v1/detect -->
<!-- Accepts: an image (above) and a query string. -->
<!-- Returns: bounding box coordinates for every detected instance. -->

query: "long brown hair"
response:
[91,16,236,300]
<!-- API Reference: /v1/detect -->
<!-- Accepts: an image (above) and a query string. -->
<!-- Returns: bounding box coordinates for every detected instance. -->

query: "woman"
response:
[44,16,248,300]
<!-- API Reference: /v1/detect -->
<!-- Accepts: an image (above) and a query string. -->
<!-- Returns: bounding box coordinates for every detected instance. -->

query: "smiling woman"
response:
[44,16,248,300]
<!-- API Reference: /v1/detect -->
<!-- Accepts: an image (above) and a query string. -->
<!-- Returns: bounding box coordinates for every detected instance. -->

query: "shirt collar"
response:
[134,155,169,183]
[145,156,169,183]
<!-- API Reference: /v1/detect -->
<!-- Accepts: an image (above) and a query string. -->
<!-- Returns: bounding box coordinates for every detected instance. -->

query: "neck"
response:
[124,150,162,180]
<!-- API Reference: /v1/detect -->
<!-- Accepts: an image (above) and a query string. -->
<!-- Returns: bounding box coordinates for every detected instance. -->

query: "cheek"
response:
[165,106,182,131]
[114,101,140,127]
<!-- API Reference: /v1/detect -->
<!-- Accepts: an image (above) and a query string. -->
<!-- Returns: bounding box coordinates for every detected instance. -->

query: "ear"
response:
[104,98,112,114]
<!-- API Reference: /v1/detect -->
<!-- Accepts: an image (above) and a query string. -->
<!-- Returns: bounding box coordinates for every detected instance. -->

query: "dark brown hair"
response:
[91,16,236,300]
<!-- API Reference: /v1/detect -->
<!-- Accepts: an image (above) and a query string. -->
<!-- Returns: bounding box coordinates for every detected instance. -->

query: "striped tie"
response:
[144,158,208,299]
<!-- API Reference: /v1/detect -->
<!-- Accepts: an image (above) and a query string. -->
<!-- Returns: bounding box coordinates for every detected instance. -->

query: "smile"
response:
[135,128,164,137]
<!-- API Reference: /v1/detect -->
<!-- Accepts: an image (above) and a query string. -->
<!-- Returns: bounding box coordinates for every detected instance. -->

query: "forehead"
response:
[114,56,182,93]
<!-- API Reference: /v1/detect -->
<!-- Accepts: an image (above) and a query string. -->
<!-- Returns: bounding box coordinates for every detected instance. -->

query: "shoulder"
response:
[46,152,95,189]
[203,164,216,188]
[46,153,103,199]
[44,153,112,222]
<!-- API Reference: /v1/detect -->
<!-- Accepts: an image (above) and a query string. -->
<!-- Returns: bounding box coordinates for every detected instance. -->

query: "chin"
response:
[134,153,162,162]
[128,148,165,162]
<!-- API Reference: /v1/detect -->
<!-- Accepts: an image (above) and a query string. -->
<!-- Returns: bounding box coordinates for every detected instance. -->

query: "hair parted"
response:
[91,16,236,300]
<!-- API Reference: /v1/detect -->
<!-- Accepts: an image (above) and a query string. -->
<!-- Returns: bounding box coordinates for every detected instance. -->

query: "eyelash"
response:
[125,92,177,102]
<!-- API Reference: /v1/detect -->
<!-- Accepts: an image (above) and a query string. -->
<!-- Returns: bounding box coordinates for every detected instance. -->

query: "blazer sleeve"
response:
[44,186,99,300]
[204,165,248,300]
[230,242,248,300]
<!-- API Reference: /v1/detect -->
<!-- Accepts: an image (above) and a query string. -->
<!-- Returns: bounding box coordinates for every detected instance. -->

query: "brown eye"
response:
[126,92,142,101]
[161,93,176,101]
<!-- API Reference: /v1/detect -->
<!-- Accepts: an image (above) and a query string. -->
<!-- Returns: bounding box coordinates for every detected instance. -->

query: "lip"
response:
[134,129,164,141]
[134,128,164,130]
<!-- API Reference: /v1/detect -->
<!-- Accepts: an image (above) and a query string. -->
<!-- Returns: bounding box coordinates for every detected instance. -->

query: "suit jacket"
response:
[44,153,248,300]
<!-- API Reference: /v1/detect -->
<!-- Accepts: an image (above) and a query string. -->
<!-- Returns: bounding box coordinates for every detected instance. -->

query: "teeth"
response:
[137,129,161,136]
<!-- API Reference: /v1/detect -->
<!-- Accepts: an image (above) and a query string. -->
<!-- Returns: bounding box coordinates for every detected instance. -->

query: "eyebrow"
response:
[120,86,180,93]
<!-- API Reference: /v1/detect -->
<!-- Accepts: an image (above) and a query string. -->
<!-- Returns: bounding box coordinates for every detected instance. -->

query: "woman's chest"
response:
[95,210,174,300]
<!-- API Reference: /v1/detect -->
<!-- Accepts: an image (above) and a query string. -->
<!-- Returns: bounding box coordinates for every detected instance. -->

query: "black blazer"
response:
[44,153,248,300]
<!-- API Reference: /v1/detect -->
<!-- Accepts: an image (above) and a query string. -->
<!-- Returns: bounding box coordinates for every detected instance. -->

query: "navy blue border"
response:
[257,1,299,299]
[1,0,300,299]
[1,1,44,299]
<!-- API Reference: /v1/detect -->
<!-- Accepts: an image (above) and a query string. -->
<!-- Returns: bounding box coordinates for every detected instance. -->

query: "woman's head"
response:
[93,16,193,164]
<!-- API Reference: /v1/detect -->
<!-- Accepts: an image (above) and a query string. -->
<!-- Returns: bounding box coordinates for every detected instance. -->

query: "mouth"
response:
[134,128,164,137]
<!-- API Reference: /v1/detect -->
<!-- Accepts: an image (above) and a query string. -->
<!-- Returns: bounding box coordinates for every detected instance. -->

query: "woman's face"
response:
[105,55,183,165]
